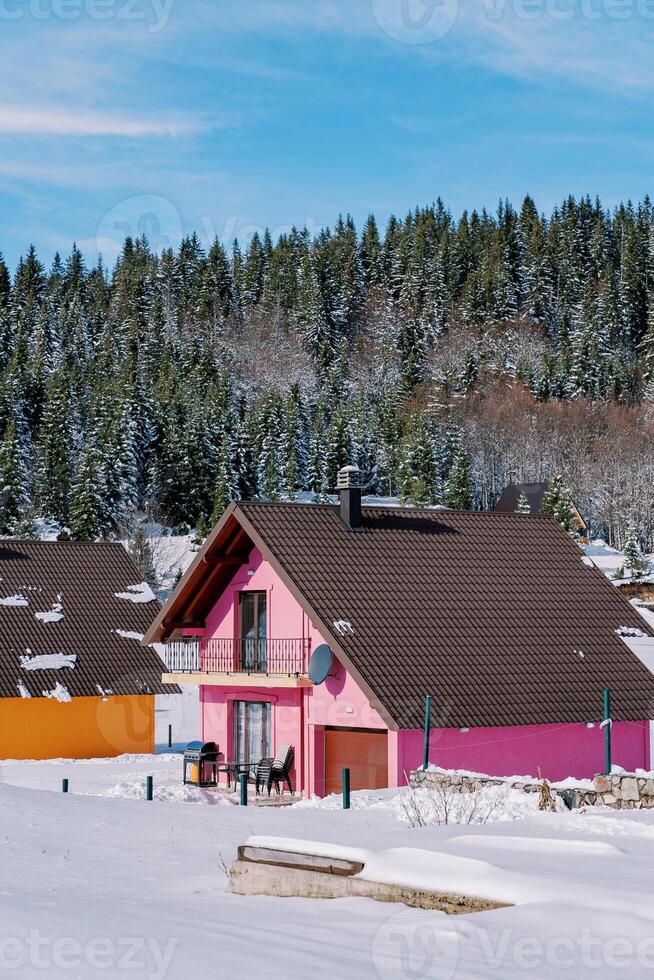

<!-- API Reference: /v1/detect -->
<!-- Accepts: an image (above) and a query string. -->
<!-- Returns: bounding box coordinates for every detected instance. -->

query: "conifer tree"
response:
[209,436,235,525]
[34,371,73,525]
[623,523,650,579]
[0,417,29,533]
[127,524,157,585]
[541,474,576,535]
[444,443,473,510]
[397,414,440,506]
[69,442,108,540]
[516,493,531,514]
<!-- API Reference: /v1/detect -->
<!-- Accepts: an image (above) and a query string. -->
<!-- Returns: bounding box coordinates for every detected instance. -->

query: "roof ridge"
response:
[0,539,127,547]
[236,501,554,518]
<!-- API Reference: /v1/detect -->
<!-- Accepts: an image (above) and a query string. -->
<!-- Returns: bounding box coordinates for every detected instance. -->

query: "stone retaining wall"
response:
[410,768,654,810]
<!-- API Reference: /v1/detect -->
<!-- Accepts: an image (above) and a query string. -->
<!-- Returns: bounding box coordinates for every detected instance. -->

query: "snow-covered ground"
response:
[584,538,654,587]
[3,754,654,978]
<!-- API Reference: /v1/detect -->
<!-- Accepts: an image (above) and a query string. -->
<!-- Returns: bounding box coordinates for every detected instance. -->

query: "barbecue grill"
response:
[183,740,222,788]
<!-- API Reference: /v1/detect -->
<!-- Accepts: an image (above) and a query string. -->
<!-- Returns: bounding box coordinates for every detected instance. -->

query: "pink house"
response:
[144,468,654,795]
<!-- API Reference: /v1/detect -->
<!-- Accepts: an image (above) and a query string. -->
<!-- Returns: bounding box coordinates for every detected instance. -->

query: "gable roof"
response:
[147,503,654,730]
[0,540,176,700]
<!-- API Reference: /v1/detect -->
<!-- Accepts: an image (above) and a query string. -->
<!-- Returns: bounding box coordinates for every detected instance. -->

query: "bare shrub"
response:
[399,777,507,828]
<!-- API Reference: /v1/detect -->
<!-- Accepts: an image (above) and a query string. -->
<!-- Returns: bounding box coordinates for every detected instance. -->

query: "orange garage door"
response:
[324,728,388,796]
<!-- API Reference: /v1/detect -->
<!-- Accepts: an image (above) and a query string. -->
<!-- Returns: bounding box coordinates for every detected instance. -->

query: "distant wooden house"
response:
[0,541,177,760]
[494,481,588,538]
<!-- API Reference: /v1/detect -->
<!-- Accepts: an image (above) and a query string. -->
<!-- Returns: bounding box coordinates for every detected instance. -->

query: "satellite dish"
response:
[308,644,333,685]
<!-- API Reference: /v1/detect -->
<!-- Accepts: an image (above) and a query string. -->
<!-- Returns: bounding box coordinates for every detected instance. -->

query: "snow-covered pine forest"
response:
[2,193,654,550]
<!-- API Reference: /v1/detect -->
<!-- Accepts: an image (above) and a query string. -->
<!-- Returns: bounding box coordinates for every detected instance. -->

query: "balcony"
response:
[162,637,312,688]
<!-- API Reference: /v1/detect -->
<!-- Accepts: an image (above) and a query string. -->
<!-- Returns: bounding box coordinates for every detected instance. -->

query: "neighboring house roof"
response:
[146,503,654,730]
[0,540,176,700]
[494,481,587,531]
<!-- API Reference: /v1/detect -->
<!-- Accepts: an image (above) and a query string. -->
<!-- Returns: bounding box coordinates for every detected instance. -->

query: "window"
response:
[234,701,271,765]
[239,591,267,670]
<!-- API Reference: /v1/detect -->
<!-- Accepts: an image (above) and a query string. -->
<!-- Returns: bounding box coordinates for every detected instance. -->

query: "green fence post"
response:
[603,688,612,775]
[61,778,69,794]
[239,772,248,806]
[422,695,432,771]
[342,768,350,810]
[146,775,153,801]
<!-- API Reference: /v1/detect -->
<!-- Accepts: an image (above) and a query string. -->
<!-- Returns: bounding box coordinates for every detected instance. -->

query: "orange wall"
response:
[0,695,154,760]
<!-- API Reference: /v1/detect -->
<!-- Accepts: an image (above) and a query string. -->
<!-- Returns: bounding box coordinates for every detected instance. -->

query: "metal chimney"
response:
[337,465,362,530]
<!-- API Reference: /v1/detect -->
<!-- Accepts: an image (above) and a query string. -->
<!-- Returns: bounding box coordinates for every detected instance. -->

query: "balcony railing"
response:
[164,637,311,676]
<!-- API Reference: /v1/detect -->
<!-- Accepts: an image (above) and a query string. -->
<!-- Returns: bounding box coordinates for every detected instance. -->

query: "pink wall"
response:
[201,684,303,789]
[199,547,386,794]
[196,548,651,793]
[394,720,650,783]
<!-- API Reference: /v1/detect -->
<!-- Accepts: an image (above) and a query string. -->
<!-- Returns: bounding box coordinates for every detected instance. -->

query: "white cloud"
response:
[0,106,198,137]
[199,0,654,93]
[449,3,654,92]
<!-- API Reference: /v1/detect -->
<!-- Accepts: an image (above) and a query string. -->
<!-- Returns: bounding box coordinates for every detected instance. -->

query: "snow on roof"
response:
[42,682,72,702]
[0,540,173,701]
[34,594,64,623]
[20,653,77,671]
[114,582,157,604]
[616,625,647,637]
[16,680,31,698]
[113,630,145,641]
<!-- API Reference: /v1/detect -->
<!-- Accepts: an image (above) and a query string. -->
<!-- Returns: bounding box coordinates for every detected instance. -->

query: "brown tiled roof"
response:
[241,504,654,728]
[148,503,654,729]
[0,540,177,700]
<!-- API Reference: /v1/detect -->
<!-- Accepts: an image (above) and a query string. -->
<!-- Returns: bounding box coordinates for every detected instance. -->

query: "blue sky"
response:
[1,0,654,269]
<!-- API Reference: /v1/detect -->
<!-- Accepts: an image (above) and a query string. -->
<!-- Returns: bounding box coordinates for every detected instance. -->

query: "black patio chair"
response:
[254,756,274,795]
[256,745,294,796]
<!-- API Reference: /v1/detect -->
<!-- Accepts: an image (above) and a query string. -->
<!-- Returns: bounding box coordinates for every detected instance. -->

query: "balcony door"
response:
[239,591,267,671]
[234,701,271,765]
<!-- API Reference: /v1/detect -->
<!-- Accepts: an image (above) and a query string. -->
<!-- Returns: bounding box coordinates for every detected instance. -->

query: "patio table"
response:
[218,761,257,789]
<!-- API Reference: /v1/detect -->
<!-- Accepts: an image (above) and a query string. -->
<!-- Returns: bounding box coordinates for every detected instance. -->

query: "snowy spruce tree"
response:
[541,474,576,535]
[623,523,650,579]
[516,493,531,514]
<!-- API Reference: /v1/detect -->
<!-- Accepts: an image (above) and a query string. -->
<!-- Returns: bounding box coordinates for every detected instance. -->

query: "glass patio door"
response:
[239,591,267,671]
[234,701,271,765]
